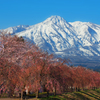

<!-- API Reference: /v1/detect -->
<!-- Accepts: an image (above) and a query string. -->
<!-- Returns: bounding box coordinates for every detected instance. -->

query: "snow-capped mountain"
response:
[4,16,100,69]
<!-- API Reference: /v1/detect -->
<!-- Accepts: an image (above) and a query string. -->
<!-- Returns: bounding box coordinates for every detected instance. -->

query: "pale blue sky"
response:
[0,0,100,29]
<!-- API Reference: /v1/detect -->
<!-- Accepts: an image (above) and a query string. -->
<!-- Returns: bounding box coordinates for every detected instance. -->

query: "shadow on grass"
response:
[94,89,100,93]
[74,93,90,100]
[80,91,98,99]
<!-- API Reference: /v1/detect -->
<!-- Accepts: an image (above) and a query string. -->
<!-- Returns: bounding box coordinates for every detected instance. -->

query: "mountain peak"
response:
[43,15,68,24]
[49,15,65,21]
[42,15,71,28]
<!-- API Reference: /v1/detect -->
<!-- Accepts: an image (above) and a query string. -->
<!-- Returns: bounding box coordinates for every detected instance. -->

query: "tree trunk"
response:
[75,87,78,92]
[42,85,46,92]
[81,87,84,91]
[8,85,15,97]
[21,90,23,100]
[53,86,56,96]
[36,90,39,98]
[47,91,49,97]
[71,86,73,92]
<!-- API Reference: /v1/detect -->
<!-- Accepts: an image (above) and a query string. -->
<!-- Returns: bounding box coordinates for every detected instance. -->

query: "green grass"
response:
[41,95,62,100]
[27,92,47,97]
[40,88,100,100]
[94,88,100,93]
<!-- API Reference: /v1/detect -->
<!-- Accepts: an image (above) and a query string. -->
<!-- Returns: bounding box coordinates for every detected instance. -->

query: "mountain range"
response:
[3,16,100,70]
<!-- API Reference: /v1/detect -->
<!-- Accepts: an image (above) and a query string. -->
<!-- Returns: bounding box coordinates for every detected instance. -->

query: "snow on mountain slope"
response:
[4,16,100,58]
[5,25,29,34]
[13,16,78,52]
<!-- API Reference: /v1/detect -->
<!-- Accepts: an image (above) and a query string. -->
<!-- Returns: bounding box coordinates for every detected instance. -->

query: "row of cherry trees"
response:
[0,32,100,98]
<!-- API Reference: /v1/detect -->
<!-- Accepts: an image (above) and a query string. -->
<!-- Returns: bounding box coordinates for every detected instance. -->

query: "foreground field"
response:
[1,88,100,100]
[41,88,100,100]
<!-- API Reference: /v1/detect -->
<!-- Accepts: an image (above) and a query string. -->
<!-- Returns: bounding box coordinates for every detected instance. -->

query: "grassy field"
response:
[1,88,100,100]
[40,88,100,100]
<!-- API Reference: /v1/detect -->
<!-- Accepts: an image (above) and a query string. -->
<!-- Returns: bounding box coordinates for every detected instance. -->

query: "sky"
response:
[0,0,100,29]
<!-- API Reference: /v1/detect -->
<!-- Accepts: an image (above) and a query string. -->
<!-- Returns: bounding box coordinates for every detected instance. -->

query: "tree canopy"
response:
[0,31,100,99]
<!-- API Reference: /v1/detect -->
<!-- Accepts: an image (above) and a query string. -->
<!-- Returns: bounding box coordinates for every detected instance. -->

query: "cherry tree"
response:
[0,58,20,97]
[0,31,32,65]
